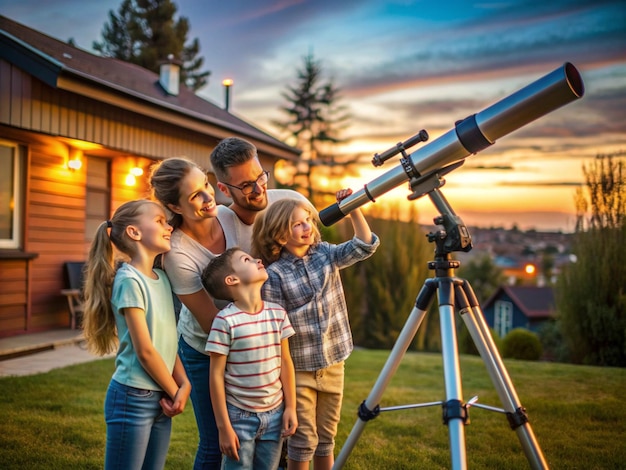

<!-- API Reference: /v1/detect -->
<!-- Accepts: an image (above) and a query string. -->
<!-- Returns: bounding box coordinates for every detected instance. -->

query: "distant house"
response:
[481,286,556,337]
[0,16,300,337]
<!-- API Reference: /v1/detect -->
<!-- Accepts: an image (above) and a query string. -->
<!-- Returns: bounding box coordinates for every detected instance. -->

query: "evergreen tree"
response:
[93,0,210,91]
[556,152,626,366]
[274,52,353,205]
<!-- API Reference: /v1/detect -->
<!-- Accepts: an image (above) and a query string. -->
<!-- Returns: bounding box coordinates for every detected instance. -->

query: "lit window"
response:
[0,141,23,249]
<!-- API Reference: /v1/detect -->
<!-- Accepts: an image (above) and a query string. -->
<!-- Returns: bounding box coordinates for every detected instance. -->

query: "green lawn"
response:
[1,349,624,469]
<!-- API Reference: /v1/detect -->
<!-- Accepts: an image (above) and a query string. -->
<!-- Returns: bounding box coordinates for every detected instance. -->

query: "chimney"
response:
[159,54,180,96]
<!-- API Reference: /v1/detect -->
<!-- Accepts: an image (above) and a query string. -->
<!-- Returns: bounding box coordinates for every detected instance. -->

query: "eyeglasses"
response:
[222,170,270,195]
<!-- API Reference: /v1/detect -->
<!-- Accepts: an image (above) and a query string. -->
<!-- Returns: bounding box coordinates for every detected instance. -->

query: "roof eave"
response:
[0,29,63,88]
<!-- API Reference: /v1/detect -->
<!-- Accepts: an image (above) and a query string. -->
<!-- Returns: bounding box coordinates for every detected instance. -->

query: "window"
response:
[85,156,111,243]
[0,141,23,249]
[494,300,513,337]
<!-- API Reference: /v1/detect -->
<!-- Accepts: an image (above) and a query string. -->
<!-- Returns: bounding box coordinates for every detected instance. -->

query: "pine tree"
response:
[274,52,353,205]
[93,0,210,91]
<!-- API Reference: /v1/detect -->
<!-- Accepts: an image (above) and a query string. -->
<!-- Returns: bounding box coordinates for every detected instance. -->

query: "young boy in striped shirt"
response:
[202,248,298,470]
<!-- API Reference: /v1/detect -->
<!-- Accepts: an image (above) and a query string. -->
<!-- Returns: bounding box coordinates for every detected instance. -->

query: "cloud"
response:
[341,0,626,95]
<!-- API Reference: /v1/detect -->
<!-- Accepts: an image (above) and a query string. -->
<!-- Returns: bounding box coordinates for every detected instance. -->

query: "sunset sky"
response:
[2,0,625,232]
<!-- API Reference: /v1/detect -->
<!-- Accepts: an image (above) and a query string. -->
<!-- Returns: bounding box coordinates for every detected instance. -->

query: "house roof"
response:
[0,15,298,158]
[484,286,555,319]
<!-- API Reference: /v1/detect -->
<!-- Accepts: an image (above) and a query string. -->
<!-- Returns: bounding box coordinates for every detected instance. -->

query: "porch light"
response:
[125,166,144,186]
[524,264,536,275]
[67,158,82,171]
[67,147,83,171]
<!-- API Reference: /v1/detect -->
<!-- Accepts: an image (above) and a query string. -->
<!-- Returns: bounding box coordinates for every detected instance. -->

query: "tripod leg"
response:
[438,280,468,470]
[456,280,549,470]
[333,281,436,470]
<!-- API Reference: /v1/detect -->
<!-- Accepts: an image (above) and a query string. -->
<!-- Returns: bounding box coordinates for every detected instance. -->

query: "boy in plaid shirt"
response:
[252,189,379,470]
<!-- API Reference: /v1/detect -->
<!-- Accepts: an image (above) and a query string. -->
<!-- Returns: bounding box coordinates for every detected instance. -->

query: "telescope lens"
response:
[564,62,584,97]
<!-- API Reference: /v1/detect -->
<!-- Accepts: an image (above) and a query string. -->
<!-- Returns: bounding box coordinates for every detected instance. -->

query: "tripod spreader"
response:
[507,407,530,430]
[357,400,380,422]
[443,399,470,426]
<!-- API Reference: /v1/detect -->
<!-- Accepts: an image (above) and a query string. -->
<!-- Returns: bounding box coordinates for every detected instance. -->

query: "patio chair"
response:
[61,261,86,329]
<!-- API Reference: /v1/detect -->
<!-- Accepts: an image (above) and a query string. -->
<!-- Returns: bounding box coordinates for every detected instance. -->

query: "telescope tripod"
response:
[333,188,549,470]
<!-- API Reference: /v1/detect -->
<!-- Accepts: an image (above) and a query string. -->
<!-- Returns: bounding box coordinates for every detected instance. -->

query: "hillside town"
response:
[453,226,575,286]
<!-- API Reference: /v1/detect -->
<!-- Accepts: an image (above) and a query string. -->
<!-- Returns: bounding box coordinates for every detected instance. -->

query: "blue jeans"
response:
[178,336,221,469]
[222,402,284,470]
[104,379,171,470]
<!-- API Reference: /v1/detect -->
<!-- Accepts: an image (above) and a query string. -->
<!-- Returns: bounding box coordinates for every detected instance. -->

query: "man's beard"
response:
[232,190,268,212]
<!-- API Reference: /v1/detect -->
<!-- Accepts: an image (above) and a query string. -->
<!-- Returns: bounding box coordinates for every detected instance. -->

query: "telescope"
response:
[320,62,585,226]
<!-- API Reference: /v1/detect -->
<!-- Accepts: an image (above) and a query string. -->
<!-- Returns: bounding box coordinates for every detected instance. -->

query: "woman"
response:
[150,157,235,469]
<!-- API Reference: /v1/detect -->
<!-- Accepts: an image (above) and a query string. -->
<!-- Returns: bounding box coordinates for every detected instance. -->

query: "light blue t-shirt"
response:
[111,263,178,391]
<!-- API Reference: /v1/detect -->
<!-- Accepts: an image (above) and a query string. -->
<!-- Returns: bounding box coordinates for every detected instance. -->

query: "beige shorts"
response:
[288,361,345,462]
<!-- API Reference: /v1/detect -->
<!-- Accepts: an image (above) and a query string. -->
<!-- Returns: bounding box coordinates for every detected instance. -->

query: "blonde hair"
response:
[251,199,321,266]
[82,200,162,356]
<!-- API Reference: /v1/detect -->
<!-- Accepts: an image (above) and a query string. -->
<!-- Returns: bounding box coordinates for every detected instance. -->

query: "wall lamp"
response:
[67,158,82,171]
[67,147,83,171]
[125,166,144,186]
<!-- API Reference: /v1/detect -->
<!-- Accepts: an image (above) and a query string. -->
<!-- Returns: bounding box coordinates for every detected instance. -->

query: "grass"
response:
[1,349,624,469]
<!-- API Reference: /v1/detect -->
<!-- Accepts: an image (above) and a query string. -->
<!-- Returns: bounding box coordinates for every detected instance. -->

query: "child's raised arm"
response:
[336,188,373,244]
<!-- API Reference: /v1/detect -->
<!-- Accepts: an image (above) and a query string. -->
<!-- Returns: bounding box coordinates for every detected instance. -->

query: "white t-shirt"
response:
[163,205,238,352]
[206,301,294,412]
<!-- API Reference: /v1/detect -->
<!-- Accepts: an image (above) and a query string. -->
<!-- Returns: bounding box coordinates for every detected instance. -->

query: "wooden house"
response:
[481,285,556,337]
[0,15,299,337]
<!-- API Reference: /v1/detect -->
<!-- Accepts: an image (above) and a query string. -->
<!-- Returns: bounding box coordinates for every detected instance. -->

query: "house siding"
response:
[0,259,29,331]
[0,129,156,335]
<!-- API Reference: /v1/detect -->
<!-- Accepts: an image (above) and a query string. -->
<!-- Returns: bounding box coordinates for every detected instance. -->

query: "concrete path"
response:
[0,329,113,378]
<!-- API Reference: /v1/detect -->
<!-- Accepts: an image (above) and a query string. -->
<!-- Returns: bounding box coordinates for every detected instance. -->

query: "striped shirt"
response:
[206,301,294,412]
[262,234,379,371]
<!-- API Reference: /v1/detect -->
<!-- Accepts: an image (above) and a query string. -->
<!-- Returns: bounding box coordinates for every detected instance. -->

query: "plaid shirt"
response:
[261,234,379,371]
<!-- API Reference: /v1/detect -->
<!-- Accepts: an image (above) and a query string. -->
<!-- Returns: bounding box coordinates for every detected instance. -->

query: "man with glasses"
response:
[211,137,309,254]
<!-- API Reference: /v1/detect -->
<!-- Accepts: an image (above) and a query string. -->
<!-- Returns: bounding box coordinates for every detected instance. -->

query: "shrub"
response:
[538,319,571,363]
[502,328,542,361]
